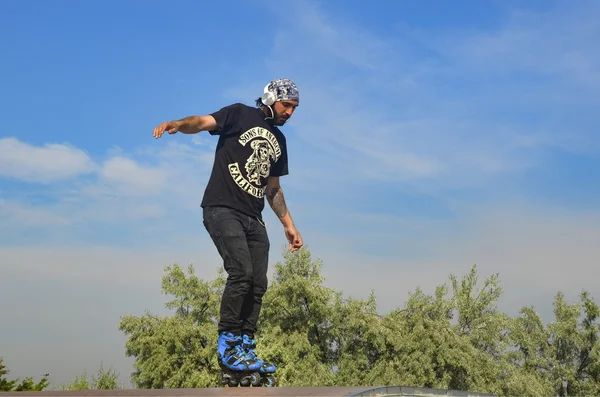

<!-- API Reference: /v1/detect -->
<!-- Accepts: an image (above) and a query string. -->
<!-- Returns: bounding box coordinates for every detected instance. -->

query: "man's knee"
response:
[253,274,268,297]
[227,267,254,288]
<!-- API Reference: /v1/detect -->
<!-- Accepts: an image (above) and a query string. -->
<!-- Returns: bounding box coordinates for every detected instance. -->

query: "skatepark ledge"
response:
[0,385,497,397]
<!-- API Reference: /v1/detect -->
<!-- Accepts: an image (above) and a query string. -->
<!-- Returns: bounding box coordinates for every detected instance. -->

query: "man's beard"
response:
[274,113,288,126]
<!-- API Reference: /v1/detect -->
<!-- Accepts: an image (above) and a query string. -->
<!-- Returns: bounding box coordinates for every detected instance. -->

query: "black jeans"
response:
[202,206,270,335]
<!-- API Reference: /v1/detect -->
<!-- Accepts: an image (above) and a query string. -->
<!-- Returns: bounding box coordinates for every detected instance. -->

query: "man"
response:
[152,78,303,377]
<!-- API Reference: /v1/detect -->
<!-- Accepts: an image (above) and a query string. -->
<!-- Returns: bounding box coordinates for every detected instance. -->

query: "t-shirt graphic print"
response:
[229,125,282,198]
[201,103,288,219]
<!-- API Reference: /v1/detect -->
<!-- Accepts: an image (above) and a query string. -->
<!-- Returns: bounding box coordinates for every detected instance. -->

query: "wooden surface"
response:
[0,386,370,397]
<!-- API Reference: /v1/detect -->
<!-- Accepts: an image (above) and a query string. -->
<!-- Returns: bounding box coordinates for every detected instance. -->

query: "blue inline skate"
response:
[216,331,262,387]
[242,333,277,387]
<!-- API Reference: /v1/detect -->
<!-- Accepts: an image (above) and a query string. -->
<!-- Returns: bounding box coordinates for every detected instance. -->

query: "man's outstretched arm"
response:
[266,176,303,252]
[153,115,218,138]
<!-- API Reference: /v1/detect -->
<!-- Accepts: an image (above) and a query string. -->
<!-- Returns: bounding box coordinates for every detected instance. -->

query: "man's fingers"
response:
[286,229,303,252]
[289,234,303,251]
[153,122,170,139]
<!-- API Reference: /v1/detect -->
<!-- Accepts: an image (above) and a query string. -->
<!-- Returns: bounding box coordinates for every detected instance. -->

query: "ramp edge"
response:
[345,386,498,397]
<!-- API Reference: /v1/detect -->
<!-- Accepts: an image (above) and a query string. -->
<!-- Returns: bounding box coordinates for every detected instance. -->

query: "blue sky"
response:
[1,0,599,388]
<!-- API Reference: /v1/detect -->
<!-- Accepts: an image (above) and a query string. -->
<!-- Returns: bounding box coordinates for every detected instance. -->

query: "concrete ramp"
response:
[0,386,497,397]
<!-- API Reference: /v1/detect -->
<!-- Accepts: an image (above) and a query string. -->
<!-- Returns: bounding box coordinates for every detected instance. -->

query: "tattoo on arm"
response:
[267,186,288,218]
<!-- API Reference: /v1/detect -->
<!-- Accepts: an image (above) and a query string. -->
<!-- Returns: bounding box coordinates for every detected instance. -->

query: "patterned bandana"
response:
[266,78,299,103]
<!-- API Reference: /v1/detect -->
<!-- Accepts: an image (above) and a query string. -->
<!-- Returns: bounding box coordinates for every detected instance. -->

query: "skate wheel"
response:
[228,377,239,387]
[240,376,250,387]
[218,373,228,387]
[264,375,277,387]
[250,372,261,387]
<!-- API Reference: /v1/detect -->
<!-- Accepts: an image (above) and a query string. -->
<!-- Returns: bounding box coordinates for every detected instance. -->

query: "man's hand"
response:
[285,225,303,252]
[266,176,303,252]
[153,120,181,139]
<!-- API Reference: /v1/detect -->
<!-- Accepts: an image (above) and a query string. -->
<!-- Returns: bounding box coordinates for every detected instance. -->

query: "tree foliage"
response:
[58,362,123,391]
[119,247,600,396]
[118,264,225,388]
[0,357,49,392]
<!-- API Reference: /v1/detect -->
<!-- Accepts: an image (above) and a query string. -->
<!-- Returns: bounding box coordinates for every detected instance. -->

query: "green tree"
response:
[329,290,384,387]
[12,376,50,392]
[547,291,600,397]
[361,266,552,397]
[0,357,49,391]
[258,247,340,386]
[117,247,600,396]
[0,358,16,392]
[59,362,122,391]
[60,371,92,391]
[92,362,122,390]
[367,283,479,389]
[502,305,554,396]
[505,290,600,397]
[447,267,512,394]
[118,264,225,388]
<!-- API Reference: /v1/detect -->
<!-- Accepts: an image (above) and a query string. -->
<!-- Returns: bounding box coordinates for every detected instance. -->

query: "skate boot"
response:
[242,333,277,387]
[216,331,262,387]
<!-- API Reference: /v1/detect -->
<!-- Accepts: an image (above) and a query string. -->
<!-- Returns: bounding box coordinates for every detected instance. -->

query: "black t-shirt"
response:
[200,103,289,220]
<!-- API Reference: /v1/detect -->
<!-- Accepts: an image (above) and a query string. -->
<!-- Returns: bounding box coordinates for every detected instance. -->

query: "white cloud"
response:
[0,137,95,183]
[98,156,169,196]
[0,199,72,227]
[0,243,220,287]
[252,0,600,192]
[256,8,532,187]
[0,138,217,242]
[277,1,391,71]
[446,5,599,85]
[412,1,600,120]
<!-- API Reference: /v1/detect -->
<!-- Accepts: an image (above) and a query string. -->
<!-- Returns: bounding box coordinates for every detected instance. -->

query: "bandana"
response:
[266,78,299,103]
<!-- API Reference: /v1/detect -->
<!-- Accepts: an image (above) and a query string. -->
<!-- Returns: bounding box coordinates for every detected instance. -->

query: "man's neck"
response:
[259,106,275,125]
